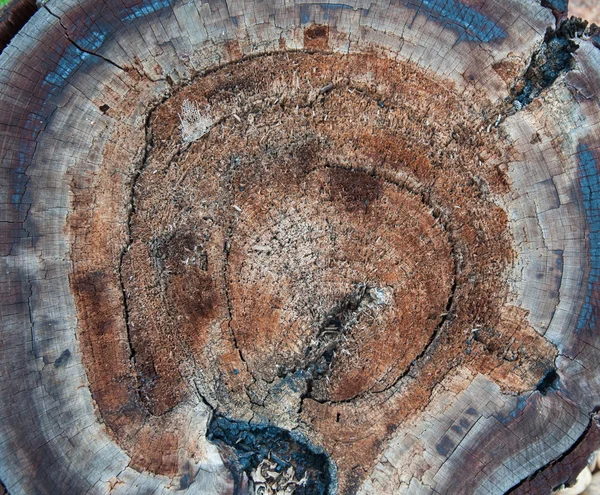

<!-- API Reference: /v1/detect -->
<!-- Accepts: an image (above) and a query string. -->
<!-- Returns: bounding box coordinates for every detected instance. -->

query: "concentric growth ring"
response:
[70,52,554,493]
[2,1,600,494]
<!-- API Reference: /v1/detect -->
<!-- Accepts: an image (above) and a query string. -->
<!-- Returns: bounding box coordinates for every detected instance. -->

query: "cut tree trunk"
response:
[1,1,600,494]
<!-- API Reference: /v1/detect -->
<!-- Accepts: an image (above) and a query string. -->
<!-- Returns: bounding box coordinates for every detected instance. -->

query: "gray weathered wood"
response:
[1,0,600,494]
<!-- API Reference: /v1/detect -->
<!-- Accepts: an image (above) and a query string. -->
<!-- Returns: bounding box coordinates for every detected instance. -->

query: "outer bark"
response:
[1,0,600,494]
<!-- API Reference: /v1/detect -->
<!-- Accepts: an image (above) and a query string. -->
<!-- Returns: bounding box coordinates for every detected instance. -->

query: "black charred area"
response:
[0,0,38,54]
[0,477,8,495]
[207,415,331,495]
[512,18,598,106]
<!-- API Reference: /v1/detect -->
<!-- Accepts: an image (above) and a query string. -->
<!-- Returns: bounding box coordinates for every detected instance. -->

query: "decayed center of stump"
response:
[70,51,557,490]
[127,156,454,404]
[121,54,457,416]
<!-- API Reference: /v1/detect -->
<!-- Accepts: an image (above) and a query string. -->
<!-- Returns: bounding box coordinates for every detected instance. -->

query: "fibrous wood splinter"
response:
[179,99,213,143]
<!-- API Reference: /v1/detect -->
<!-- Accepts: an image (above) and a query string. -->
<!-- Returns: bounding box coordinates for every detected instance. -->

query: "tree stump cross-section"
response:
[1,0,600,494]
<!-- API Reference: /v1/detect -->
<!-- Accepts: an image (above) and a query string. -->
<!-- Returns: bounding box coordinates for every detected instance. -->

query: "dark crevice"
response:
[207,415,332,495]
[294,283,380,409]
[192,380,214,412]
[512,18,599,107]
[535,368,560,396]
[222,225,246,366]
[118,122,154,364]
[42,5,126,72]
[0,0,38,55]
[115,90,172,412]
[218,157,261,397]
[27,279,35,358]
[285,282,373,381]
[220,223,261,405]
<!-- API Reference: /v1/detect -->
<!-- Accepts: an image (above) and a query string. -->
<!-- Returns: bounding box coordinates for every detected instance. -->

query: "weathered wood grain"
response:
[1,0,599,494]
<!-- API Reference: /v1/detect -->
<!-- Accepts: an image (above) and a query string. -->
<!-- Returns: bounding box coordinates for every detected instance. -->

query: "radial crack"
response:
[43,5,126,72]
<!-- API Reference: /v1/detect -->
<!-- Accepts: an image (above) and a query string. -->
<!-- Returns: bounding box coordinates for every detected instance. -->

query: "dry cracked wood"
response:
[1,0,600,494]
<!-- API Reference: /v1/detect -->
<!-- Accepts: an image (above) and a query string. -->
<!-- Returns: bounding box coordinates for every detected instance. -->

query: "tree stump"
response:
[1,1,600,494]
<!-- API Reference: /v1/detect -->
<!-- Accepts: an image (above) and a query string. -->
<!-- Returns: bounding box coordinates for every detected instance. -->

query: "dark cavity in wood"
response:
[541,0,569,26]
[535,368,560,396]
[0,0,37,54]
[297,284,378,384]
[512,17,599,106]
[207,415,332,495]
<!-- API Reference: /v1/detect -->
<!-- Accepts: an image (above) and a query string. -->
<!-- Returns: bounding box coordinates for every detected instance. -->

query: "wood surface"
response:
[1,0,600,494]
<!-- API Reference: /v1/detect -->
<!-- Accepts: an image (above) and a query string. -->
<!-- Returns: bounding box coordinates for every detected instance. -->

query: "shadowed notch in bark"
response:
[512,18,599,106]
[207,415,332,495]
[0,0,37,54]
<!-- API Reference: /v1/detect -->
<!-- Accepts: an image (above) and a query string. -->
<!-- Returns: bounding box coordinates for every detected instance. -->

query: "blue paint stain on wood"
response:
[41,0,175,93]
[54,349,71,367]
[576,143,600,335]
[300,4,311,24]
[10,0,174,248]
[436,435,455,457]
[42,31,107,90]
[180,473,192,489]
[299,3,365,24]
[120,0,174,22]
[321,3,353,20]
[15,0,173,205]
[451,424,463,434]
[496,395,529,424]
[403,0,506,43]
[542,0,568,13]
[321,3,354,10]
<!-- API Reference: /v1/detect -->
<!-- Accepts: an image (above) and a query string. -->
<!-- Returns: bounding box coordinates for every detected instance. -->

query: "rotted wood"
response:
[1,0,600,494]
